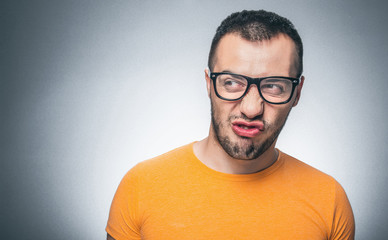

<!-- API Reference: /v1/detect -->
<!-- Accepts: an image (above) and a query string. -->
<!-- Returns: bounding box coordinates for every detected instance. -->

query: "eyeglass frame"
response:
[208,70,301,105]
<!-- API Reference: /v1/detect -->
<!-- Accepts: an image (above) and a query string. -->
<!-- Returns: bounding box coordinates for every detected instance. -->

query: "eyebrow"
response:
[219,69,236,74]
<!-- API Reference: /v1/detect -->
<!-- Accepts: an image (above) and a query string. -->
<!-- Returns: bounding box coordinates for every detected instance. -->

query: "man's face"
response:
[206,33,303,160]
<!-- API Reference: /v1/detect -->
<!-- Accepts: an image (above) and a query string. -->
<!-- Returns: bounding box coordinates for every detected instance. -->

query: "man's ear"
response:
[205,68,211,98]
[293,75,304,107]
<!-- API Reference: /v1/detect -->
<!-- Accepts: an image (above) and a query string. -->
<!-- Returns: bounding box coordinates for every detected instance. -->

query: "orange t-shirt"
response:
[106,143,355,239]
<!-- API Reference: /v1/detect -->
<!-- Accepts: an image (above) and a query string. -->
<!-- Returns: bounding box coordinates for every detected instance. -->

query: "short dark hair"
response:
[208,10,303,77]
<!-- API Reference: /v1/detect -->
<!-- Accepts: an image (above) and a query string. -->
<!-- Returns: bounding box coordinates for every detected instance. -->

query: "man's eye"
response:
[223,78,245,87]
[224,79,241,86]
[261,84,284,94]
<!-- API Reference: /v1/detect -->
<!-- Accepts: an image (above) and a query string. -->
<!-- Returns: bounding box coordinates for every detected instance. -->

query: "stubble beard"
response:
[210,99,290,160]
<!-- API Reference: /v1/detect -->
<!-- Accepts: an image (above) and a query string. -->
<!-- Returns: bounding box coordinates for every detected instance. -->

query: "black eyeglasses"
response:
[209,71,301,104]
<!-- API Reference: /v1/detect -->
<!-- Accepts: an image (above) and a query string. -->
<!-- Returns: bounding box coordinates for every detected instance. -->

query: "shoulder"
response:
[277,150,344,202]
[277,150,351,207]
[278,151,355,238]
[136,142,193,169]
[279,150,337,185]
[123,142,195,182]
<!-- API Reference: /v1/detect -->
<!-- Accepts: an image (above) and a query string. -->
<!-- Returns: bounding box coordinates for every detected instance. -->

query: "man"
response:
[106,10,355,239]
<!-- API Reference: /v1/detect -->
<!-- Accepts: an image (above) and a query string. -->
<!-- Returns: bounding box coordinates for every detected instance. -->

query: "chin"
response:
[217,133,273,160]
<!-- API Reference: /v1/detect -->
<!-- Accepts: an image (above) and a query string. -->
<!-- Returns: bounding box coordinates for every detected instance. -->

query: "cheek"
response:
[211,97,237,122]
[264,105,292,125]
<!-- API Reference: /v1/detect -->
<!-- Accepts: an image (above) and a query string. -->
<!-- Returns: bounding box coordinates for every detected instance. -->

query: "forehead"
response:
[214,33,297,77]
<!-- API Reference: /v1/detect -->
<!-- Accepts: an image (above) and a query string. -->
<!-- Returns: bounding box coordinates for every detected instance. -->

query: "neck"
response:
[193,134,278,174]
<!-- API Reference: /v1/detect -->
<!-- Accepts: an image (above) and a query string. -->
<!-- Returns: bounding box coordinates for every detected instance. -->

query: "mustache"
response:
[227,114,270,129]
[228,114,265,123]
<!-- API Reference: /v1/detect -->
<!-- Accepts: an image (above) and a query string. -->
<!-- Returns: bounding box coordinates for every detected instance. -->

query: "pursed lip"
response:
[231,120,264,138]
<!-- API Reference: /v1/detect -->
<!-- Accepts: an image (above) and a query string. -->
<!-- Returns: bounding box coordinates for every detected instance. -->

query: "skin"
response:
[193,33,304,174]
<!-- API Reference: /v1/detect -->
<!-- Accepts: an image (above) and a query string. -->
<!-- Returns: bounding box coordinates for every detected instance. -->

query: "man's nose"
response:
[239,85,264,119]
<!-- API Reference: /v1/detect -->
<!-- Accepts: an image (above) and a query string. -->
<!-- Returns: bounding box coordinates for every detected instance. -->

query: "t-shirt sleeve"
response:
[106,167,142,240]
[329,182,355,240]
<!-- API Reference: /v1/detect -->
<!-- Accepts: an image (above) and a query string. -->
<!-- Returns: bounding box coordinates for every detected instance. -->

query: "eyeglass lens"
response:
[215,74,293,103]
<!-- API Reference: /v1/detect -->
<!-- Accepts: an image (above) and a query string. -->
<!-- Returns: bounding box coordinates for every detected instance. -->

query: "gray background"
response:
[2,0,388,239]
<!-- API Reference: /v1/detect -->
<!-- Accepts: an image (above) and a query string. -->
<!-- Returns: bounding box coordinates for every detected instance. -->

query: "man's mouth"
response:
[239,125,255,130]
[231,120,264,138]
